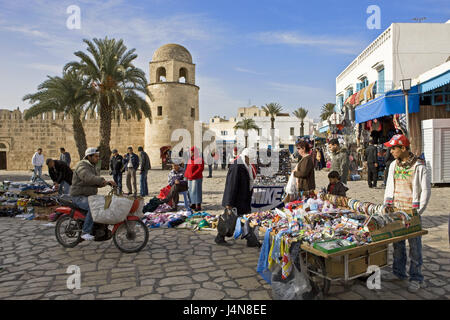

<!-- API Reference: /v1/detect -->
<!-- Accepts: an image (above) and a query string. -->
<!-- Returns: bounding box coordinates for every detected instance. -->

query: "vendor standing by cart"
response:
[383,134,431,293]
[293,141,315,195]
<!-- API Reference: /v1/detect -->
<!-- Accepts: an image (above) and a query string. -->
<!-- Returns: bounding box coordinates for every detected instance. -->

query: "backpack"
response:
[217,207,238,237]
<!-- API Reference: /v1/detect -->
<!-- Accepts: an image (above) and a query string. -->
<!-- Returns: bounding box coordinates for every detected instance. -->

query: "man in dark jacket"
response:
[46,158,73,195]
[138,146,151,197]
[364,139,378,188]
[110,149,124,193]
[59,148,71,167]
[216,148,258,247]
[328,139,350,185]
[123,147,139,196]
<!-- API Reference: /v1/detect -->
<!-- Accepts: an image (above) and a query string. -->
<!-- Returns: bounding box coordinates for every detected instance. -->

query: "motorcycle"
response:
[53,189,149,253]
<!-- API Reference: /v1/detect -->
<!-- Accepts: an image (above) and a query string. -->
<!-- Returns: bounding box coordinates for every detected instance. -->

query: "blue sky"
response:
[0,0,449,121]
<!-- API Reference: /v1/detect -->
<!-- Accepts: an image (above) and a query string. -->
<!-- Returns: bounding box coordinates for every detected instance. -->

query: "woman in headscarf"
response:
[184,146,205,211]
[217,148,258,246]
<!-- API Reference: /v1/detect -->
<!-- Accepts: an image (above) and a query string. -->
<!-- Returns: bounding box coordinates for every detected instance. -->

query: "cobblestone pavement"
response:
[0,169,449,300]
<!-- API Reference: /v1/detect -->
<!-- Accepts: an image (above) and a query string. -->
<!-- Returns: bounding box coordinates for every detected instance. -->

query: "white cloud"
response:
[234,67,265,75]
[253,31,363,54]
[26,63,62,74]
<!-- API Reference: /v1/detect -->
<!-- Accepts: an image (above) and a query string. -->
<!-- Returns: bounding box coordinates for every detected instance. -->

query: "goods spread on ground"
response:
[0,181,57,220]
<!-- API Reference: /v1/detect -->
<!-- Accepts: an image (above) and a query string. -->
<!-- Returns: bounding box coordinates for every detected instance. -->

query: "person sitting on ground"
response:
[70,148,116,241]
[327,171,348,197]
[46,158,73,195]
[161,162,188,211]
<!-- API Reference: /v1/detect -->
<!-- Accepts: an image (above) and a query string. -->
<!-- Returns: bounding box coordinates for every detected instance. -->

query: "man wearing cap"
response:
[70,148,116,241]
[383,134,431,293]
[46,158,73,195]
[123,147,139,197]
[110,149,124,193]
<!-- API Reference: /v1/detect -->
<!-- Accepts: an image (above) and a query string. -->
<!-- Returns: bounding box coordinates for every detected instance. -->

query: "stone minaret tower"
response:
[145,44,199,167]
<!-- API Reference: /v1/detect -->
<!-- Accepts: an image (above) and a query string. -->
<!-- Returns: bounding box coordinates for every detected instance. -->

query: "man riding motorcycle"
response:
[70,147,116,241]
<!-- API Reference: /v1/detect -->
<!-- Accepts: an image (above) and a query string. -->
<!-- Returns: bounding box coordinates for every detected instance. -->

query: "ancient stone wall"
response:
[0,109,145,170]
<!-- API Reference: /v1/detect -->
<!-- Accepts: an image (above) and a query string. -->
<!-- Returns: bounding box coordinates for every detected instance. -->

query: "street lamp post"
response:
[400,79,412,137]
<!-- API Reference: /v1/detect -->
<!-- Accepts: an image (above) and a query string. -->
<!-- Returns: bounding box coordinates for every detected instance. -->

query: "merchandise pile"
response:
[250,191,414,282]
[0,181,57,220]
[253,175,288,186]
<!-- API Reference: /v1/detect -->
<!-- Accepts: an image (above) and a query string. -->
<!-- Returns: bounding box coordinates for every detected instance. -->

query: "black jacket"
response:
[123,153,139,171]
[222,160,253,216]
[110,155,124,175]
[139,151,151,171]
[364,145,378,166]
[49,160,73,185]
[327,182,348,197]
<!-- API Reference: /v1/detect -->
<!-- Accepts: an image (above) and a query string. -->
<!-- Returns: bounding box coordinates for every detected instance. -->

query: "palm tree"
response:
[293,107,309,137]
[64,37,152,168]
[320,103,336,127]
[23,70,91,160]
[234,118,260,148]
[262,102,283,149]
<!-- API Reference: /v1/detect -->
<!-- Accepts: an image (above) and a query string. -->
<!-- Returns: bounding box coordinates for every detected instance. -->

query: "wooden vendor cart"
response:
[298,230,428,295]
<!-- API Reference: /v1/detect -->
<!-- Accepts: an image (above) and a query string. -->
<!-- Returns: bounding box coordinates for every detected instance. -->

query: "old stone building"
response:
[0,43,199,171]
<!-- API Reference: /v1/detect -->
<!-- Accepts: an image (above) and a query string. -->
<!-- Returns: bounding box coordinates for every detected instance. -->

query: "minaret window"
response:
[157,106,163,116]
[179,68,188,83]
[157,67,166,82]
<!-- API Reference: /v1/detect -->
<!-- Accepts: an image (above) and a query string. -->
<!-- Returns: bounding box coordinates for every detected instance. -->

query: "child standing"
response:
[327,171,349,196]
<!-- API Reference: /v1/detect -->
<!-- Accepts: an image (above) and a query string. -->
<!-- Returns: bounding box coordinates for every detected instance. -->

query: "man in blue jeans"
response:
[383,134,431,293]
[70,148,116,241]
[137,146,150,197]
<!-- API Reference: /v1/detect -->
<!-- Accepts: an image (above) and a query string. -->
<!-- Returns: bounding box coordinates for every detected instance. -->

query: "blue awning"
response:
[354,86,420,124]
[319,125,329,133]
[419,70,450,93]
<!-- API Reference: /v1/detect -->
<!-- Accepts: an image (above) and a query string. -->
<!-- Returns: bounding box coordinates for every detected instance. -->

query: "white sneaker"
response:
[408,281,422,293]
[81,233,95,241]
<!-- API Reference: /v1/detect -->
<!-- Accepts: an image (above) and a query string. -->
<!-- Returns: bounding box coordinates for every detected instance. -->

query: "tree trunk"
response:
[72,114,87,161]
[271,117,275,149]
[99,100,112,169]
[300,121,305,136]
[245,135,248,148]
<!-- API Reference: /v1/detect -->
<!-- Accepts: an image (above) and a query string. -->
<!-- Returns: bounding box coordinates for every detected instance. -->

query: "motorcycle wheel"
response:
[55,215,82,248]
[113,220,149,253]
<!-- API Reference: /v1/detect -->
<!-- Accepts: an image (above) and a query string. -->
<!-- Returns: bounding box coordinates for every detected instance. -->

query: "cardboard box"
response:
[370,212,422,242]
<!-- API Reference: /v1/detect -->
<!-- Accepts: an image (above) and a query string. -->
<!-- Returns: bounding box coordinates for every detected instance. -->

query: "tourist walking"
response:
[46,158,73,195]
[293,141,315,194]
[217,148,258,247]
[59,148,71,167]
[109,149,124,193]
[206,150,214,178]
[364,139,379,188]
[31,148,44,182]
[138,146,151,197]
[383,134,431,293]
[123,146,139,197]
[328,139,350,185]
[185,146,204,211]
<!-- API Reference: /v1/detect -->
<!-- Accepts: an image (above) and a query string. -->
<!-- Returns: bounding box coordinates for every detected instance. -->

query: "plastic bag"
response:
[285,171,297,196]
[271,260,311,300]
[217,207,238,238]
[89,194,134,225]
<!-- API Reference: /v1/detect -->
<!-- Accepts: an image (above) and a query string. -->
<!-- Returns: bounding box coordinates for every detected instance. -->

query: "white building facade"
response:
[207,106,314,153]
[336,22,450,114]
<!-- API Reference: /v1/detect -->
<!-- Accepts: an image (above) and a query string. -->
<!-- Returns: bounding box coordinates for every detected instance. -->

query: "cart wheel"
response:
[307,255,330,296]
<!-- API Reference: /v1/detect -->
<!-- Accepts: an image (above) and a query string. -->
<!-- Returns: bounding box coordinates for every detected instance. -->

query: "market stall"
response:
[239,191,427,298]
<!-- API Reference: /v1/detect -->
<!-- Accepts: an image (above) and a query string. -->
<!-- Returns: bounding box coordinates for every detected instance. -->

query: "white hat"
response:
[85,147,99,158]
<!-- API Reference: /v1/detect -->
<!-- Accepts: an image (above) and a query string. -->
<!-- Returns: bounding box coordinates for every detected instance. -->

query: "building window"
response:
[156,67,166,82]
[290,127,294,135]
[240,113,244,117]
[191,107,195,118]
[179,68,188,83]
[157,106,163,116]
[254,113,257,116]
[421,83,450,106]
[221,131,228,136]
